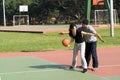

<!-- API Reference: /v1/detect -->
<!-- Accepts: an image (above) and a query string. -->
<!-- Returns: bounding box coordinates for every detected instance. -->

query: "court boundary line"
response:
[0,64,119,75]
[99,65,120,68]
[0,69,60,75]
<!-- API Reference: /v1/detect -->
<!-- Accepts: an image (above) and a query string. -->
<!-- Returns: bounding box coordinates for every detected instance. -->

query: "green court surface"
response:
[0,56,119,80]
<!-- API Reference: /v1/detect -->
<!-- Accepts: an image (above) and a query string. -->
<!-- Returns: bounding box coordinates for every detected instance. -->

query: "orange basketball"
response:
[62,38,70,47]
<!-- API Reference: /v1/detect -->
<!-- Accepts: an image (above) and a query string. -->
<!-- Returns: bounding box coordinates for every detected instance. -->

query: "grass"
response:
[96,28,120,47]
[0,28,120,53]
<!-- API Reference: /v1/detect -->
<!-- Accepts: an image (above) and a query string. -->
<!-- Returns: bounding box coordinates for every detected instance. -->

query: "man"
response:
[81,19,105,71]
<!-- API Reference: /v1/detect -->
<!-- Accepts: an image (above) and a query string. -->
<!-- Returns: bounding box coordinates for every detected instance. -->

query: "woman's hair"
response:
[69,23,76,38]
[69,23,76,30]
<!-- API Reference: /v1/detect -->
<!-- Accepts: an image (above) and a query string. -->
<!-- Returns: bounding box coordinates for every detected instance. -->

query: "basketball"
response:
[62,38,70,47]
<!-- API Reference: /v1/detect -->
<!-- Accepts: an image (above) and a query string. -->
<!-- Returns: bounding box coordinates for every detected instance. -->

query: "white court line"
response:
[99,65,120,68]
[0,76,1,80]
[0,65,119,75]
[0,69,60,75]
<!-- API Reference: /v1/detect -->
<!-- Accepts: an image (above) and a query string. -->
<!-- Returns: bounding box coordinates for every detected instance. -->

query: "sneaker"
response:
[69,66,74,70]
[92,68,98,71]
[79,66,83,68]
[82,69,87,73]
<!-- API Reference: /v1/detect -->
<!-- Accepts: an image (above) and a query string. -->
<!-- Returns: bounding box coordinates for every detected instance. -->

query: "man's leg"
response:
[91,42,98,68]
[85,42,91,67]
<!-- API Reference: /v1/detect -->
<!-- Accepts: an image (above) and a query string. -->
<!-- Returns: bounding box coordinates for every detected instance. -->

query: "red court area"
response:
[0,47,120,77]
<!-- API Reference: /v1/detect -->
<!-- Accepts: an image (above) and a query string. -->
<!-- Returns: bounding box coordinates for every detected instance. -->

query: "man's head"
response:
[82,19,88,28]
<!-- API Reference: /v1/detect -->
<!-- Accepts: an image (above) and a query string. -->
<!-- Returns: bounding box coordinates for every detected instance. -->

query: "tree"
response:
[0,0,119,25]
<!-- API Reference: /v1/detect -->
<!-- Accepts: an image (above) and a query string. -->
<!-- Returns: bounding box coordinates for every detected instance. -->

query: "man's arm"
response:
[81,31,95,36]
[81,31,105,43]
[88,26,105,42]
[95,33,105,43]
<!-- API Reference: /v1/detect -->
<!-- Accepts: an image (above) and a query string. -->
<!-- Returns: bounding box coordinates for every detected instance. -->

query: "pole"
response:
[86,0,91,21]
[3,0,6,26]
[110,0,114,37]
[104,0,110,10]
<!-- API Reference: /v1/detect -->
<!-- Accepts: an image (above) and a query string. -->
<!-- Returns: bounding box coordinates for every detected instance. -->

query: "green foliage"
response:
[0,0,88,25]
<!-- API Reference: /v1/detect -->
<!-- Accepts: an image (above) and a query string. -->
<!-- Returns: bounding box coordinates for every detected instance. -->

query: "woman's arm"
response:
[70,37,74,44]
[67,37,74,47]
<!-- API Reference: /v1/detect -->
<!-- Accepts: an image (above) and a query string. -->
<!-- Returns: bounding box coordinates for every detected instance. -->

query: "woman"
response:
[68,23,96,73]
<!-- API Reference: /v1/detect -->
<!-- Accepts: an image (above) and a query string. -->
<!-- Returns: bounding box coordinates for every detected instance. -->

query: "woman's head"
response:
[69,23,77,37]
[69,23,76,31]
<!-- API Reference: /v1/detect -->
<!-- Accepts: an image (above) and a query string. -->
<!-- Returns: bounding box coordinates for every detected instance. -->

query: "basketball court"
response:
[0,0,119,79]
[0,47,120,80]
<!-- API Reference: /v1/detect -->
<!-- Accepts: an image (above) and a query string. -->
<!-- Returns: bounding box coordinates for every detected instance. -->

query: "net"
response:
[94,9,119,25]
[13,15,29,26]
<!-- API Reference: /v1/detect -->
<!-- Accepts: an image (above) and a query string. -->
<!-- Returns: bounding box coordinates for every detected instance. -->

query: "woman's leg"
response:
[79,42,87,69]
[71,43,79,68]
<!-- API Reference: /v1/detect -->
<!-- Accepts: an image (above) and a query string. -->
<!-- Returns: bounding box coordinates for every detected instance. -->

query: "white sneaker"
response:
[93,68,98,71]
